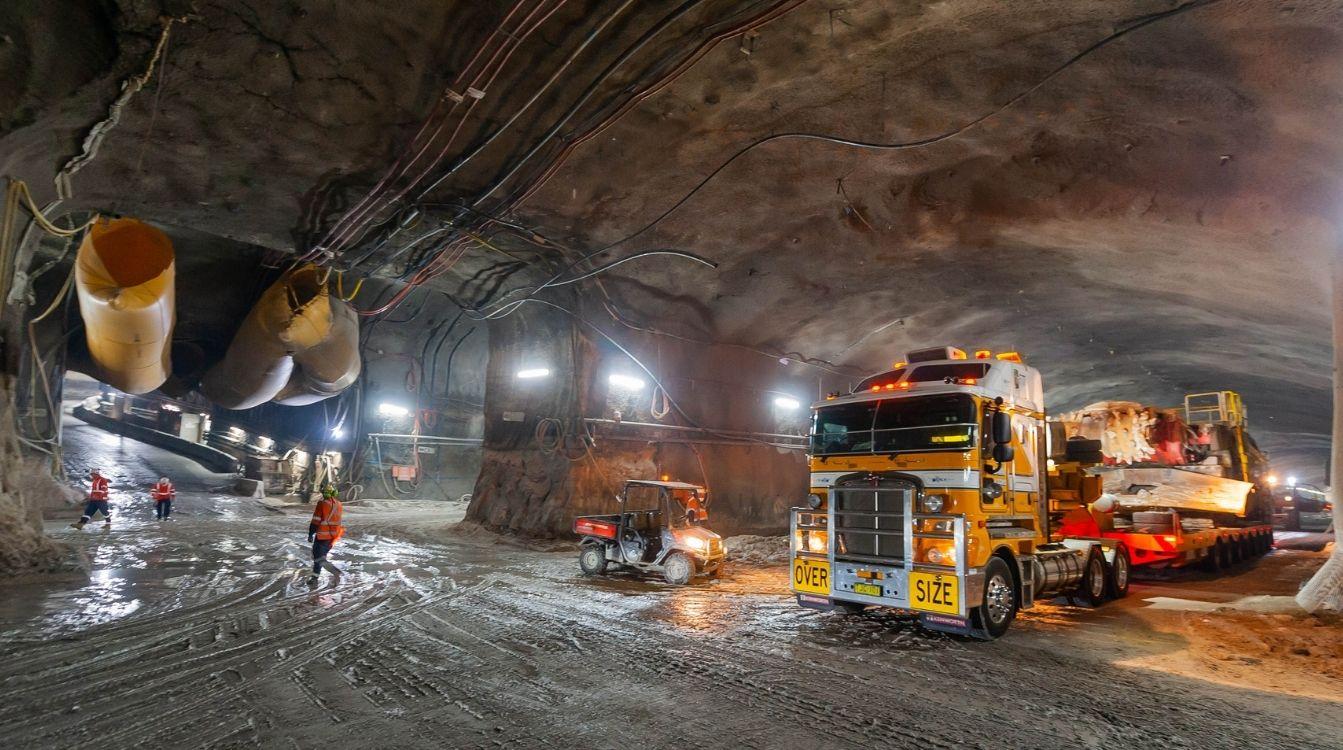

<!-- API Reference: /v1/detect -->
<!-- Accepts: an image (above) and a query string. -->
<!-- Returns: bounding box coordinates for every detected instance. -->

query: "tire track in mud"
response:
[55,576,501,750]
[467,580,966,750]
[0,577,404,746]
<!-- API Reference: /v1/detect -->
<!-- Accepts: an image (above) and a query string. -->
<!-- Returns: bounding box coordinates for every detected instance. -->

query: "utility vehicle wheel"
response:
[971,557,1017,640]
[579,545,608,576]
[707,563,725,580]
[1108,545,1131,599]
[663,552,696,585]
[1078,549,1107,607]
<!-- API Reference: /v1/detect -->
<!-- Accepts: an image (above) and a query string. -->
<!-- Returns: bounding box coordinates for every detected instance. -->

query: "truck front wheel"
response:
[972,557,1018,640]
[579,544,609,575]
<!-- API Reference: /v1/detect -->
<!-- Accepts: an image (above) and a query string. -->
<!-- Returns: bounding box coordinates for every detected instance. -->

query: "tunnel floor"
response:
[0,427,1339,749]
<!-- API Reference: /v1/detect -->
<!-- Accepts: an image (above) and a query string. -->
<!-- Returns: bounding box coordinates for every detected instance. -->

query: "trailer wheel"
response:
[579,544,608,576]
[1219,539,1233,568]
[663,552,696,585]
[971,557,1018,640]
[1202,541,1223,572]
[1078,549,1108,607]
[1107,545,1131,599]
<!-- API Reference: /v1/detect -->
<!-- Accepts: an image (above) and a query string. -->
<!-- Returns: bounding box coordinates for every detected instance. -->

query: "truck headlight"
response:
[922,543,956,566]
[806,529,828,554]
[808,493,824,509]
[922,493,946,513]
[982,481,1003,502]
[683,535,708,552]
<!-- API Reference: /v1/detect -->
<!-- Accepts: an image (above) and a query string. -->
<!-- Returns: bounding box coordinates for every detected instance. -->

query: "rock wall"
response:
[0,381,79,577]
[466,301,838,537]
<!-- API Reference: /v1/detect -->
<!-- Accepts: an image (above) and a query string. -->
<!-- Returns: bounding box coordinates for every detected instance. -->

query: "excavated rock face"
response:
[3,1,1341,534]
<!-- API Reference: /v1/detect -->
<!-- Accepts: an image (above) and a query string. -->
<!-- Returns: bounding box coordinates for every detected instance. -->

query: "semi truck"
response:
[789,346,1274,639]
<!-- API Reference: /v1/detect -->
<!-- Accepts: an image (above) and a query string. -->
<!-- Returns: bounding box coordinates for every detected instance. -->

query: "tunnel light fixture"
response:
[1287,476,1298,487]
[331,426,346,439]
[516,368,551,380]
[1265,474,1279,486]
[378,402,411,418]
[773,396,801,410]
[608,373,646,391]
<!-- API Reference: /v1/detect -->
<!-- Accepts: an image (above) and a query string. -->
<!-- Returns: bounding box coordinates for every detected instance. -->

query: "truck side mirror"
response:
[992,442,1015,464]
[992,410,1012,445]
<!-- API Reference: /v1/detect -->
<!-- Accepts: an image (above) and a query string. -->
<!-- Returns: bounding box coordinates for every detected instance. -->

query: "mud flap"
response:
[795,594,839,611]
[919,612,974,636]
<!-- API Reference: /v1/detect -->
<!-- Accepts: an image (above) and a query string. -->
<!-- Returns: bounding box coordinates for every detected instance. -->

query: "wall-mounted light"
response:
[378,402,410,418]
[516,368,551,380]
[773,396,801,410]
[608,373,646,391]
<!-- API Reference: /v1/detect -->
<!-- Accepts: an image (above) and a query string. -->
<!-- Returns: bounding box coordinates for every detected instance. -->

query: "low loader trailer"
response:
[790,346,1275,639]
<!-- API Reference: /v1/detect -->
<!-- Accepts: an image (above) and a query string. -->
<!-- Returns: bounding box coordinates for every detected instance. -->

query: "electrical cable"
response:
[467,0,703,204]
[582,0,1225,256]
[507,0,805,208]
[308,0,534,258]
[413,0,644,204]
[315,0,569,260]
[519,298,795,449]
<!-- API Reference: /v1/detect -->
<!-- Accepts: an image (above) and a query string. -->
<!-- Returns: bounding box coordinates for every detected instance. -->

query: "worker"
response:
[72,469,112,530]
[151,476,176,520]
[307,485,344,585]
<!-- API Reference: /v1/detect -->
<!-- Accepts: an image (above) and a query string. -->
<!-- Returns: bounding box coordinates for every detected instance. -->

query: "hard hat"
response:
[160,477,169,484]
[321,485,337,497]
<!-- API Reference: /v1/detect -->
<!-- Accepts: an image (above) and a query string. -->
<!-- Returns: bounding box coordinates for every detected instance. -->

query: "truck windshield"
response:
[810,394,977,455]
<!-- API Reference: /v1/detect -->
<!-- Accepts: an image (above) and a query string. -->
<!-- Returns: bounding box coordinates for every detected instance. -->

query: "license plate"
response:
[792,557,830,595]
[853,582,882,597]
[909,571,960,615]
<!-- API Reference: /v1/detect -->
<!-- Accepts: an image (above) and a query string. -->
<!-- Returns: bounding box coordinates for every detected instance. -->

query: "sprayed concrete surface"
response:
[0,427,1340,749]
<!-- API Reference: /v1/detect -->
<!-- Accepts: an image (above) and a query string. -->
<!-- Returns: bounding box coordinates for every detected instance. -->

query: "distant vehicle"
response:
[574,480,725,585]
[1276,485,1333,532]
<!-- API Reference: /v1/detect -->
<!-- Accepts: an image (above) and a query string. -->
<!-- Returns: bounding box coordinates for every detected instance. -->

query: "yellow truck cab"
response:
[791,346,1124,639]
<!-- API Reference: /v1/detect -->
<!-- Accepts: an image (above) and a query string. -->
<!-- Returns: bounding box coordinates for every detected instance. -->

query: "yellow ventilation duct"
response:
[201,264,360,409]
[273,297,361,406]
[75,218,175,394]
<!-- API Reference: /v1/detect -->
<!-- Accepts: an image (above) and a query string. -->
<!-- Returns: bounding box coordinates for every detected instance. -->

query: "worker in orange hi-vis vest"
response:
[72,469,112,530]
[306,485,345,585]
[151,477,176,521]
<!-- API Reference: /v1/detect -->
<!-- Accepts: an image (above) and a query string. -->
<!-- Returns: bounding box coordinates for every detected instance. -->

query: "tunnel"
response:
[0,2,1341,748]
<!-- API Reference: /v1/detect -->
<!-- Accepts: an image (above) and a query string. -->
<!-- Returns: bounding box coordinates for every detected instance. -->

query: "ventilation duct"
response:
[200,265,360,410]
[75,218,175,394]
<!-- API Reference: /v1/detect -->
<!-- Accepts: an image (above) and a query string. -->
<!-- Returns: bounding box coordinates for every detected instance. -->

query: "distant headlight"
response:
[922,493,946,513]
[808,493,824,509]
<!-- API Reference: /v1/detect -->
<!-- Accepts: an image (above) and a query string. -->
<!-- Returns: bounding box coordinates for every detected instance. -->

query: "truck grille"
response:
[833,487,906,562]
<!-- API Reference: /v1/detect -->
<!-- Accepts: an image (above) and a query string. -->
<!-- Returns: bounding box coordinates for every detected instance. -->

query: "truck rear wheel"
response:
[971,557,1017,640]
[1078,549,1107,607]
[1108,545,1131,599]
[663,552,695,585]
[579,544,608,575]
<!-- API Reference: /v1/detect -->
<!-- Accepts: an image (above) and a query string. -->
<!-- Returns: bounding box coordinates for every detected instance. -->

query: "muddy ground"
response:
[0,421,1340,749]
